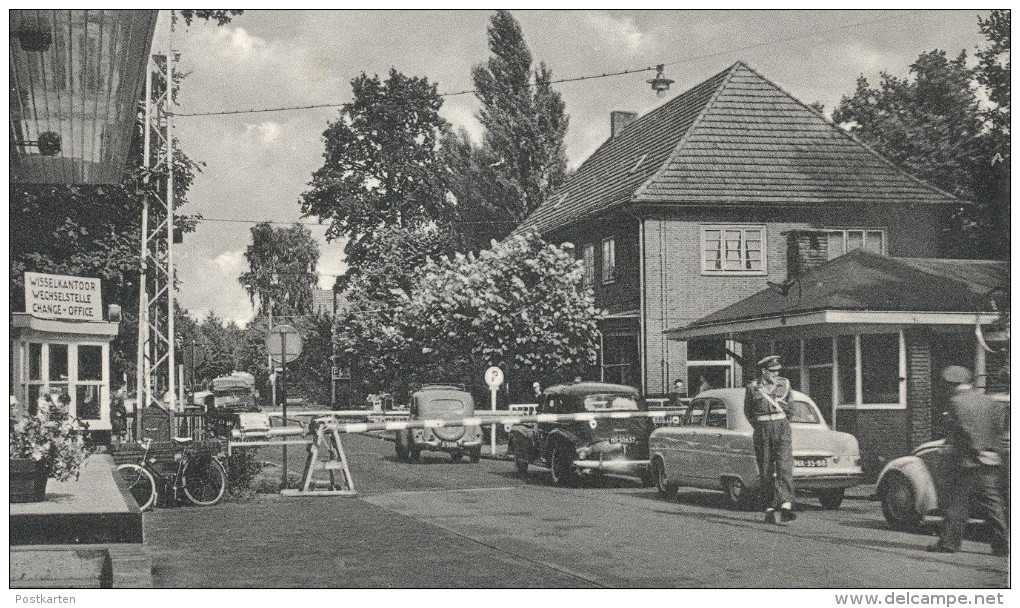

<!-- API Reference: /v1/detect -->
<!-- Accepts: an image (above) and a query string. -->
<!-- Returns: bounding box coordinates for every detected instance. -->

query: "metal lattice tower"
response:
[136,15,177,411]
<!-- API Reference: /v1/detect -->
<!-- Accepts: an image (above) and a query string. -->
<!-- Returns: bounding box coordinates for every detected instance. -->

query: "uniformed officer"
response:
[927,366,1009,556]
[744,355,796,524]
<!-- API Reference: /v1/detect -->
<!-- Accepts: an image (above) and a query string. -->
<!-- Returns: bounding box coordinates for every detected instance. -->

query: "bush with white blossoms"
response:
[10,401,92,482]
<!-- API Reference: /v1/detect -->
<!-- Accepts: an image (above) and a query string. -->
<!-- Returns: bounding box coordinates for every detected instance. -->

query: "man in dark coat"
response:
[744,355,796,525]
[927,366,1009,557]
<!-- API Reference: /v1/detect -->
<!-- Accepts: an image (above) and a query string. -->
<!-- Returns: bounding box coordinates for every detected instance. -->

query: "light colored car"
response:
[876,394,1009,530]
[649,388,863,510]
[394,385,483,462]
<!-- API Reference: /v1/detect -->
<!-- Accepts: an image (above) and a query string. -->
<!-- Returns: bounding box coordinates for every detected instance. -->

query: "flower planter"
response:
[10,458,48,503]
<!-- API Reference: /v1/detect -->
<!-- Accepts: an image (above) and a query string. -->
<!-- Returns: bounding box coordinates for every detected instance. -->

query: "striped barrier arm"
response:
[315,409,687,434]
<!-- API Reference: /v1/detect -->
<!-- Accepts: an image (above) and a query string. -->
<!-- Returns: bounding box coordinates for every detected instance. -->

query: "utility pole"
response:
[136,11,177,412]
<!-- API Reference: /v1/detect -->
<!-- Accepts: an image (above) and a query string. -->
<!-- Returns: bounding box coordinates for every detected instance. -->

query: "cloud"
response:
[244,121,282,145]
[211,249,246,274]
[582,12,648,54]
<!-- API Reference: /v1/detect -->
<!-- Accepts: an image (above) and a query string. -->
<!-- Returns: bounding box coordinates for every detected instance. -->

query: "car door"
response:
[675,397,709,485]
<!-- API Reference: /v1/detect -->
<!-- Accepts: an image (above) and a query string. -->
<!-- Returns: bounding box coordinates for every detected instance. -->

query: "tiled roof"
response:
[517,62,961,235]
[674,250,1006,332]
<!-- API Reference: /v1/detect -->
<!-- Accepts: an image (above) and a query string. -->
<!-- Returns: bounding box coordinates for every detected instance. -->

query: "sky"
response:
[161,9,991,326]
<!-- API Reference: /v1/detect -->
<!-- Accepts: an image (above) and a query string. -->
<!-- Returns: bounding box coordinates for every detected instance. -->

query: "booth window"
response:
[76,345,104,419]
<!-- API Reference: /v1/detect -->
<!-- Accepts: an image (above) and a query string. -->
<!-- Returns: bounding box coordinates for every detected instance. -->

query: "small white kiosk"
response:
[10,272,119,442]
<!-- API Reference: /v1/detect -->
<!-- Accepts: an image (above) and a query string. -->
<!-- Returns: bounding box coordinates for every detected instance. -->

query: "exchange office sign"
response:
[24,271,102,321]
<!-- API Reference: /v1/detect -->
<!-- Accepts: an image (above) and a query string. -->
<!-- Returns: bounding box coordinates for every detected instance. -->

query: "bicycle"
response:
[117,437,227,511]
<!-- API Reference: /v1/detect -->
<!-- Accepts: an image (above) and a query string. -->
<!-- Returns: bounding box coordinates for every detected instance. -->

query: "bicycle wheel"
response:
[181,454,227,506]
[117,463,157,511]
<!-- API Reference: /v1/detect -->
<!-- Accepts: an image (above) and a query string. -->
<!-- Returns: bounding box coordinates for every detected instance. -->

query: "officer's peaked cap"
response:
[757,355,782,370]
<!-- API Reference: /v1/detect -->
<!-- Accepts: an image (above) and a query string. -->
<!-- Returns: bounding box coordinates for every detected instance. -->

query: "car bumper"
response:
[794,471,864,490]
[416,439,483,450]
[573,458,648,475]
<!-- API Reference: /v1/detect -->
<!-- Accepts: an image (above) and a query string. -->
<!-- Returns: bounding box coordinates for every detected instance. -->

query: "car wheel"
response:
[724,477,753,511]
[880,472,923,530]
[550,443,578,487]
[818,488,845,510]
[513,440,530,476]
[450,449,464,462]
[469,447,481,463]
[653,457,678,498]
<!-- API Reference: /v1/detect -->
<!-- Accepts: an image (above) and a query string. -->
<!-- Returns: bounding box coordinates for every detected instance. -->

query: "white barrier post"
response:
[484,367,504,457]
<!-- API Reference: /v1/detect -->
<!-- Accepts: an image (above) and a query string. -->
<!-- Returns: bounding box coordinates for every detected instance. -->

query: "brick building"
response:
[517,61,962,398]
[667,250,1007,478]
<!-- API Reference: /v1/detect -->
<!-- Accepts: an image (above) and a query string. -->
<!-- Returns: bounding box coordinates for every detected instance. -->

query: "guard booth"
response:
[10,272,119,444]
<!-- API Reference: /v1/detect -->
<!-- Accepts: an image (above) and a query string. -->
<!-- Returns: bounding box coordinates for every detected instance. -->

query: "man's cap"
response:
[757,355,782,370]
[940,365,972,384]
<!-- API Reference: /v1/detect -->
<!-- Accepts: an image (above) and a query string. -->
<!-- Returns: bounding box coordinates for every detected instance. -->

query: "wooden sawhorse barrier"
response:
[228,413,356,497]
[280,418,356,497]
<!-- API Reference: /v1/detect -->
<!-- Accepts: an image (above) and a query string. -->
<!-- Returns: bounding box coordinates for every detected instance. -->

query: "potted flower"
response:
[10,398,92,503]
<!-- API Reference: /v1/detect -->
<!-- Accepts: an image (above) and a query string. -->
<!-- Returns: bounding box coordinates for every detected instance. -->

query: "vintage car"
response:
[876,394,1009,530]
[649,388,863,510]
[394,385,483,462]
[509,382,654,486]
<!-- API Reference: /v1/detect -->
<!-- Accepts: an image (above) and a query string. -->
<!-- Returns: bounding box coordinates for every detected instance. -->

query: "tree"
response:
[339,232,601,399]
[832,12,1009,260]
[455,10,569,246]
[238,223,320,316]
[332,225,454,397]
[300,69,452,286]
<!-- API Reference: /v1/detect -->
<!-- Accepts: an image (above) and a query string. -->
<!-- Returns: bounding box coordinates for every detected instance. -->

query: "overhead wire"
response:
[171,12,912,117]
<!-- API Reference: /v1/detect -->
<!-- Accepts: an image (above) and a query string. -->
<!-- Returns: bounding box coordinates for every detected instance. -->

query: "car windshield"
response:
[422,398,466,414]
[788,400,821,424]
[583,394,639,412]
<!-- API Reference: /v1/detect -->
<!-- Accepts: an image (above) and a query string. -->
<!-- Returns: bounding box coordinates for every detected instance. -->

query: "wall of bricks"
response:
[905,328,933,448]
[835,408,910,481]
[786,231,830,280]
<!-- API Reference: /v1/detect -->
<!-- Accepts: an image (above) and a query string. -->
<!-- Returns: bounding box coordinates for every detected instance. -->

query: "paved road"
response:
[144,433,1009,588]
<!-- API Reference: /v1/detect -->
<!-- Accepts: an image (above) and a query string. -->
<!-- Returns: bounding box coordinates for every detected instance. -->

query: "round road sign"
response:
[484,366,504,388]
[266,324,303,364]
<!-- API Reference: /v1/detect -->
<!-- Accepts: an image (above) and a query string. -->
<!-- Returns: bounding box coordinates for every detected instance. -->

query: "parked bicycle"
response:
[117,437,227,511]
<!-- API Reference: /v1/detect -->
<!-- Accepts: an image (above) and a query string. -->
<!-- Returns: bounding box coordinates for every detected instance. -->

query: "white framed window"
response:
[20,341,109,422]
[601,237,616,284]
[701,225,765,275]
[582,243,595,287]
[826,228,886,260]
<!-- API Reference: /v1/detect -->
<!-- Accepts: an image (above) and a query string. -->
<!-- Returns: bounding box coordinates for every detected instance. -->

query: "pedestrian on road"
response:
[744,355,796,525]
[927,366,1009,557]
[532,382,542,400]
[671,379,687,407]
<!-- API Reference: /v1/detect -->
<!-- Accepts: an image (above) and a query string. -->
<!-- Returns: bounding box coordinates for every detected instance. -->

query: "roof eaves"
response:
[631,61,741,202]
[735,62,965,205]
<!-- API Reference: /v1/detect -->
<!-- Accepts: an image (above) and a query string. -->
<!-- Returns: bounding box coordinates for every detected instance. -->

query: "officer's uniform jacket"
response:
[744,376,793,423]
[947,386,1006,467]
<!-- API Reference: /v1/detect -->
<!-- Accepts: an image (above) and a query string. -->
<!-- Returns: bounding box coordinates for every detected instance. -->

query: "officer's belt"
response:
[755,413,787,422]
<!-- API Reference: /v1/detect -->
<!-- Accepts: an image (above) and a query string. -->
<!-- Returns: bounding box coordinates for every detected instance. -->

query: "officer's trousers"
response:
[752,418,794,509]
[937,464,1009,554]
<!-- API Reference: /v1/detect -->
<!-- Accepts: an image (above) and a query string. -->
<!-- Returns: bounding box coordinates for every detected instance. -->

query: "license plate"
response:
[611,435,636,444]
[795,458,827,468]
[441,441,460,449]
